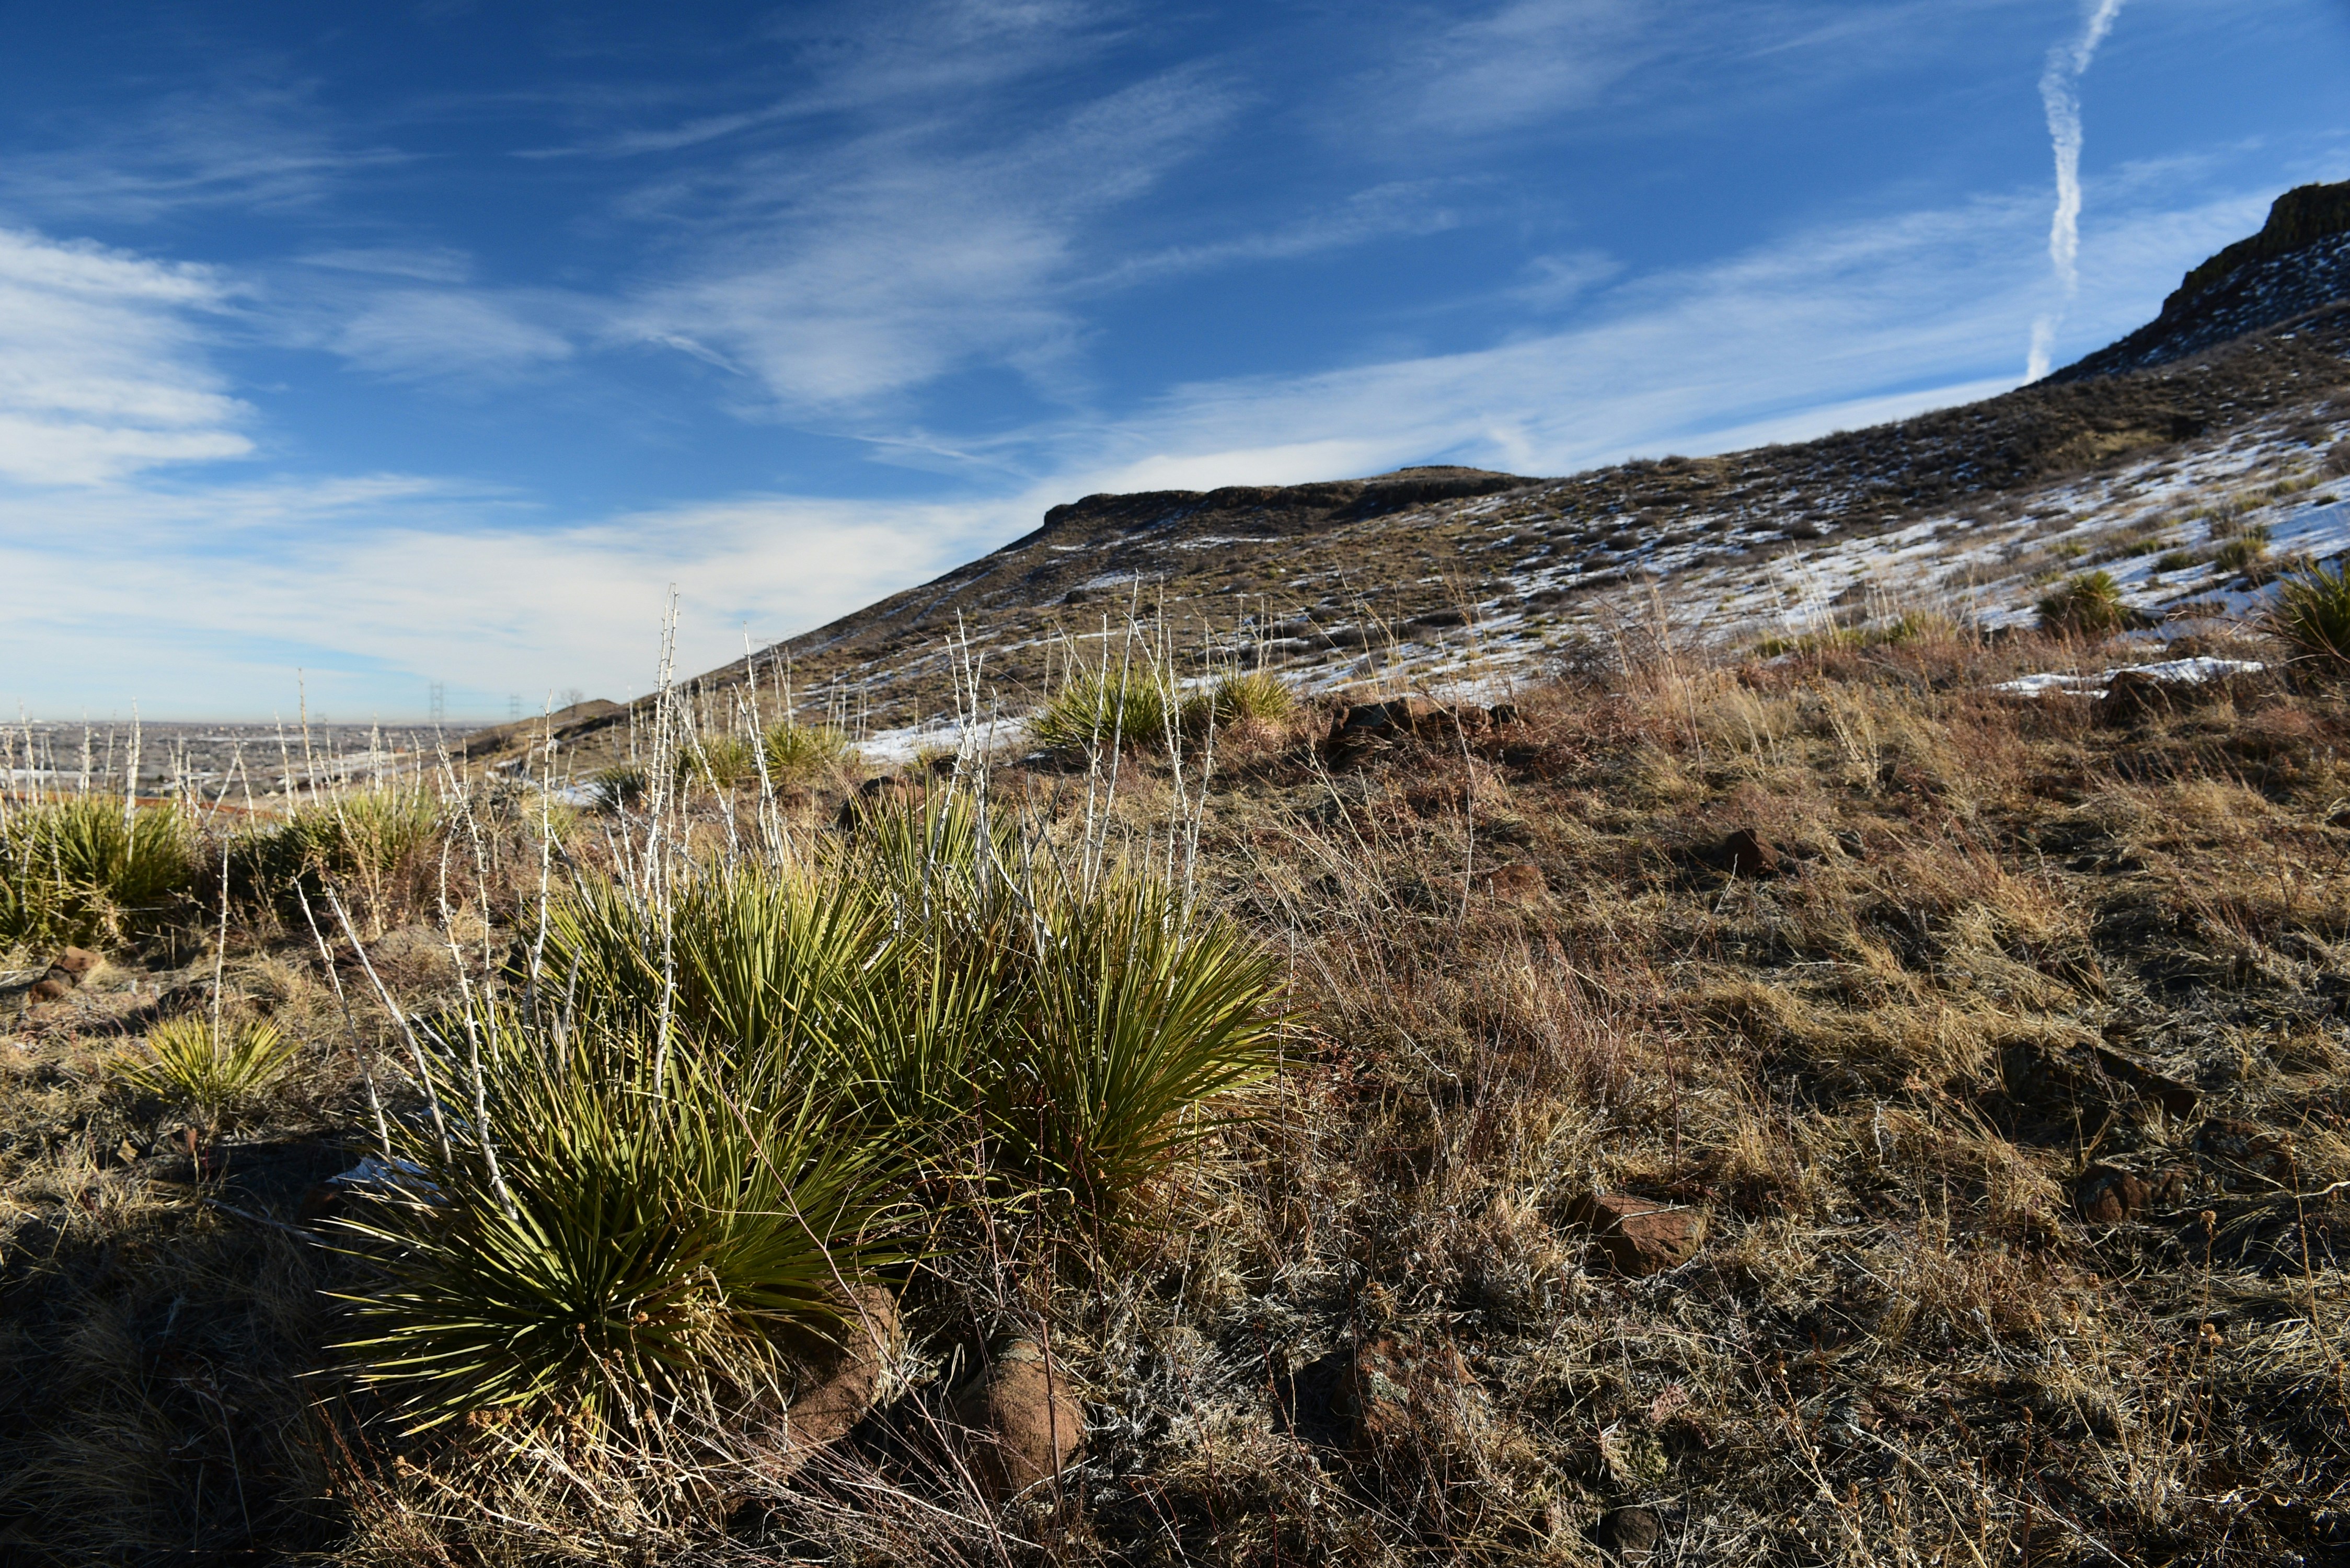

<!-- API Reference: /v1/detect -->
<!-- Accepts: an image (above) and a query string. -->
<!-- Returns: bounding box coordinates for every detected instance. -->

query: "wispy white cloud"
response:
[297,246,477,284]
[327,290,578,382]
[0,474,1027,717]
[0,227,253,485]
[0,82,401,223]
[1389,0,1654,137]
[1079,182,1468,292]
[619,64,1237,412]
[523,0,1118,160]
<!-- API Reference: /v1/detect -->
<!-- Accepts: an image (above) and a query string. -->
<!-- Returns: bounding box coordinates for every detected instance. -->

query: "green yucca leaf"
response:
[110,1014,297,1131]
[998,874,1285,1210]
[333,1014,909,1434]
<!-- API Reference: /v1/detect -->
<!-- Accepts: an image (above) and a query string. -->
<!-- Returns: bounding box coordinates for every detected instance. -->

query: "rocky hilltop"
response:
[512,183,2350,764]
[2051,178,2350,383]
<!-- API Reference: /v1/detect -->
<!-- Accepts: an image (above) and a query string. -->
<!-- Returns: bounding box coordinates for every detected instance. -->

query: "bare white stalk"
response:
[123,702,141,833]
[297,883,391,1157]
[328,885,452,1167]
[436,831,514,1216]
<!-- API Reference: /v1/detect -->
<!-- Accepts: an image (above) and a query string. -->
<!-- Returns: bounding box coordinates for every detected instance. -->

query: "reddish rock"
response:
[27,976,72,1005]
[50,947,99,981]
[297,1182,344,1226]
[1715,828,1782,878]
[955,1338,1084,1498]
[1569,1194,1706,1276]
[2076,1165,2152,1223]
[1342,1334,1479,1454]
[1478,862,1547,906]
[785,1286,901,1459]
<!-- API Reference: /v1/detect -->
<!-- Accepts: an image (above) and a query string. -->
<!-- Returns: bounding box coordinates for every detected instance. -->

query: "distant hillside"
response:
[2051,178,2350,383]
[506,185,2350,766]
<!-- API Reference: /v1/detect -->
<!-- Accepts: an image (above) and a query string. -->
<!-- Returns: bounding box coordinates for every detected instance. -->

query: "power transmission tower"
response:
[509,694,523,722]
[429,683,446,728]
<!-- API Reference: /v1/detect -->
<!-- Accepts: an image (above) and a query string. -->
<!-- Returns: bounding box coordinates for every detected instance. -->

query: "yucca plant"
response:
[2270,559,2350,670]
[2035,570,2134,637]
[588,763,649,813]
[542,863,882,1073]
[678,733,760,793]
[232,786,440,924]
[1197,670,1296,729]
[111,1014,297,1133]
[762,720,851,783]
[996,873,1285,1212]
[0,799,195,944]
[1028,667,1178,753]
[333,1016,908,1434]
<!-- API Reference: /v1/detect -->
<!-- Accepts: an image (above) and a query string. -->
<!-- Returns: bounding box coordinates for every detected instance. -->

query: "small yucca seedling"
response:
[112,1015,297,1133]
[762,720,850,783]
[2036,570,2133,637]
[2268,560,2350,670]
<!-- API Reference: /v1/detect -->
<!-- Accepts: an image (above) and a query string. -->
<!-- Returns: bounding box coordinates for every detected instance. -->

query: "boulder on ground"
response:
[1593,1505,1662,1561]
[1332,697,1434,741]
[1341,1333,1481,1454]
[1713,827,1782,878]
[785,1285,902,1457]
[955,1338,1084,1499]
[1568,1193,1706,1276]
[49,947,99,981]
[2076,1165,2153,1223]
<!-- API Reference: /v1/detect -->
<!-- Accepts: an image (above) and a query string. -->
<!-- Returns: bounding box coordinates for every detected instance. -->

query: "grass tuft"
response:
[2268,557,2350,668]
[2034,569,2133,636]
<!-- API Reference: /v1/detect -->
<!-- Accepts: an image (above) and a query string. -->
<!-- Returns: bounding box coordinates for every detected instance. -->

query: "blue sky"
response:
[2,1,2346,720]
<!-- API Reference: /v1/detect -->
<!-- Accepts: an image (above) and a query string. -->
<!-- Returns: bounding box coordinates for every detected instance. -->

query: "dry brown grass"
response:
[7,622,2350,1563]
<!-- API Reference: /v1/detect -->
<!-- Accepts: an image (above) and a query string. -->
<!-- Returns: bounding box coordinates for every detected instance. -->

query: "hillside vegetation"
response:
[8,602,2350,1564]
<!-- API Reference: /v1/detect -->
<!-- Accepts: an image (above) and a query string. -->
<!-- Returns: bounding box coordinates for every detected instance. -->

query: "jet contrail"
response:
[2028,0,2128,381]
